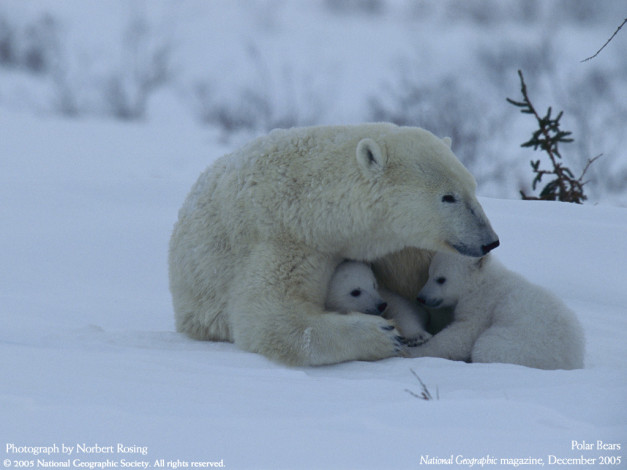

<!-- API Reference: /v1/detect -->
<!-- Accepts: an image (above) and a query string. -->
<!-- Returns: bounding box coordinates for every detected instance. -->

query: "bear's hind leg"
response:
[471,326,539,367]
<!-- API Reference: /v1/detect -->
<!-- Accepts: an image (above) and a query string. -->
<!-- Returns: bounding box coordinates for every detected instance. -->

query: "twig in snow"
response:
[405,369,439,401]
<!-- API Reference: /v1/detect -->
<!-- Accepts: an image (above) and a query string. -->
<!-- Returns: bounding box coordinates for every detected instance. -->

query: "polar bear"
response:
[325,261,388,316]
[409,252,585,369]
[168,123,499,366]
[325,260,432,346]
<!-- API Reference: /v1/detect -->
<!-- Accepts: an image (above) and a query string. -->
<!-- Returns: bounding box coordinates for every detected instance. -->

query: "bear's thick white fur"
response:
[168,123,499,366]
[325,261,432,345]
[410,252,585,370]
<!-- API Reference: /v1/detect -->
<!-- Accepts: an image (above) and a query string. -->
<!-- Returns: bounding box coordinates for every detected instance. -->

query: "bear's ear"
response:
[356,138,387,175]
[442,136,452,148]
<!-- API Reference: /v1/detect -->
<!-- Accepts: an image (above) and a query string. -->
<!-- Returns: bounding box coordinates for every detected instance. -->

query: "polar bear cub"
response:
[409,252,585,369]
[326,261,432,346]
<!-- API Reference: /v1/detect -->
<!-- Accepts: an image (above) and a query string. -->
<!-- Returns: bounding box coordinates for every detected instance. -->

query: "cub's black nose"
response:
[481,239,500,254]
[377,302,388,313]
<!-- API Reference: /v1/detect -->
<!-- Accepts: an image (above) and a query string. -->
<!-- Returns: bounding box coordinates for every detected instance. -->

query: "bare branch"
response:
[581,18,627,62]
[580,154,603,183]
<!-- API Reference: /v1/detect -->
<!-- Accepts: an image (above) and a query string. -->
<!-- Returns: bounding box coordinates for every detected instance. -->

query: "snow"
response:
[2,108,627,469]
[2,1,627,468]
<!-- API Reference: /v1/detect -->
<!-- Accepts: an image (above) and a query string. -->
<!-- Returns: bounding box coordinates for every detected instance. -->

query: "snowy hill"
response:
[2,111,626,469]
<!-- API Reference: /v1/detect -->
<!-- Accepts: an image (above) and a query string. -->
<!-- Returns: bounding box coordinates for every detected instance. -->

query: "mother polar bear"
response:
[168,123,499,366]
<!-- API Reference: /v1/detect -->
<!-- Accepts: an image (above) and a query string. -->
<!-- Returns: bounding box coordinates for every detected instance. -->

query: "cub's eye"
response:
[436,277,446,285]
[442,195,456,203]
[350,289,361,297]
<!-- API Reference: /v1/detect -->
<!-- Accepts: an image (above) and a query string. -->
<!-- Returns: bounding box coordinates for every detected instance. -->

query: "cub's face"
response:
[325,261,387,316]
[417,252,479,308]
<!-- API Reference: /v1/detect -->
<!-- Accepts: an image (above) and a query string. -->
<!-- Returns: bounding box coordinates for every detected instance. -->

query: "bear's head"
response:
[325,261,388,316]
[416,251,486,308]
[354,127,499,258]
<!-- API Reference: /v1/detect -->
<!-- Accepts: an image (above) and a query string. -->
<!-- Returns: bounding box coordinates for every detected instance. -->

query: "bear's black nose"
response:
[377,302,388,313]
[481,239,500,254]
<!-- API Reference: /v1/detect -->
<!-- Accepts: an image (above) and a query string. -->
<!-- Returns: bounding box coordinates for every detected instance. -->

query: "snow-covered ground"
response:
[2,110,626,469]
[2,1,627,468]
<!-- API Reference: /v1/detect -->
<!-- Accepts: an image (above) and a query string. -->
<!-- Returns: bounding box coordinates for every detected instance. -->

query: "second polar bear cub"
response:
[326,261,432,346]
[409,252,585,369]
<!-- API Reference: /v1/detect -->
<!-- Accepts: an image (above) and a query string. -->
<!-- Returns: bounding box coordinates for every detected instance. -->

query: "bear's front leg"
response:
[228,241,404,366]
[405,317,483,362]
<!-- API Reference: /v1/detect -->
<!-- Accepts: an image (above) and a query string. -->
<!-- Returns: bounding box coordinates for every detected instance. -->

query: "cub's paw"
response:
[402,331,432,348]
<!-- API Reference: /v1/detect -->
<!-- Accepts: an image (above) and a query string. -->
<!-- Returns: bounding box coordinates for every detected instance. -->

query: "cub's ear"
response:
[356,138,387,175]
[442,136,452,148]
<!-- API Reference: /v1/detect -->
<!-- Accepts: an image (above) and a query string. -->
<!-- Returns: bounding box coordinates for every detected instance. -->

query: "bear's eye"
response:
[436,277,446,285]
[442,194,457,203]
[350,289,361,297]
